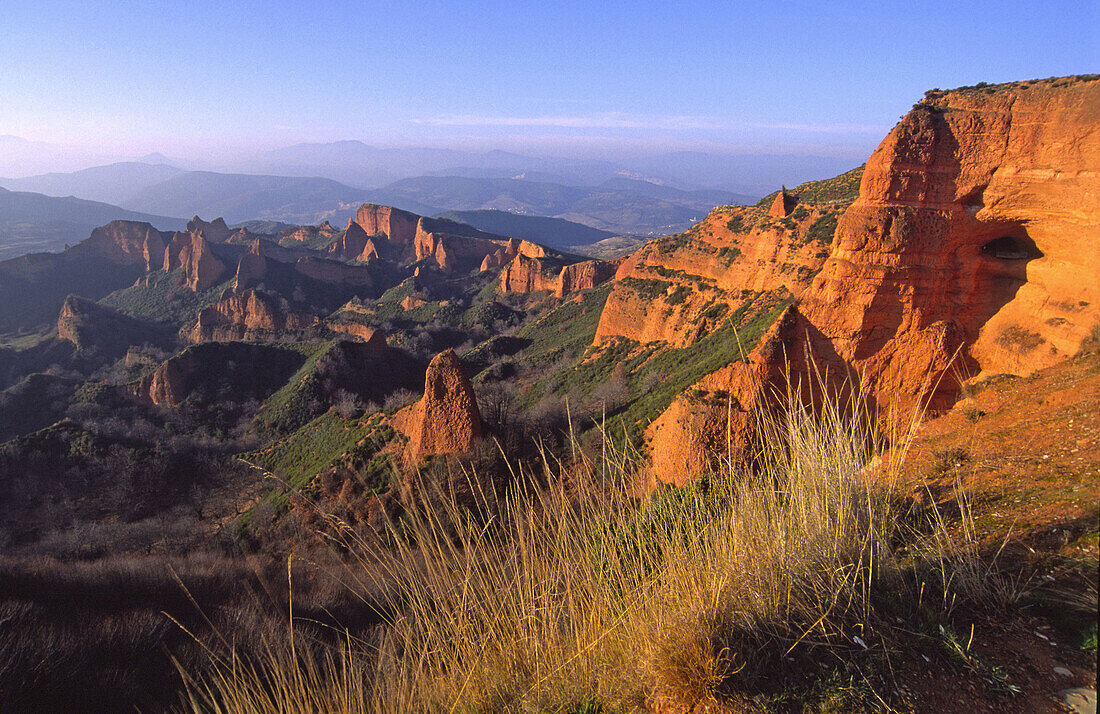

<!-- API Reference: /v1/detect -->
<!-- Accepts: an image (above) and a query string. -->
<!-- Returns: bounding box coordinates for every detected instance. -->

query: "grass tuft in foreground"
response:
[181,379,1017,712]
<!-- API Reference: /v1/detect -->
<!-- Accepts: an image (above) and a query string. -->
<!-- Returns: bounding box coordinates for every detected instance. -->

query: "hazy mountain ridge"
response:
[2,163,755,240]
[0,186,186,259]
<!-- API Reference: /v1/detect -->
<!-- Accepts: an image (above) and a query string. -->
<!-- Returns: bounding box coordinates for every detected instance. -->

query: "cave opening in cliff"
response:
[981,235,1041,261]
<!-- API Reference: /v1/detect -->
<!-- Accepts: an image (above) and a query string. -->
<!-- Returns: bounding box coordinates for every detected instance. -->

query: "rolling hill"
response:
[0,186,186,259]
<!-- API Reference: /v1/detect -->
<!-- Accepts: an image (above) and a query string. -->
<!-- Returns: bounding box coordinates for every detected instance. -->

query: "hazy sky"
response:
[1,0,1096,172]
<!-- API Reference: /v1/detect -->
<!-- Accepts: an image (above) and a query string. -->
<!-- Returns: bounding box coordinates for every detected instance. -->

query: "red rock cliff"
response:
[800,77,1100,409]
[186,289,319,343]
[355,204,420,246]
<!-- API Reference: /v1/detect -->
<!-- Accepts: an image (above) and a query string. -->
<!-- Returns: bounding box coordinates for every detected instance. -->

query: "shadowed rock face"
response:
[393,349,483,462]
[646,306,799,486]
[186,289,319,343]
[498,251,619,298]
[186,216,230,244]
[800,77,1100,409]
[329,219,373,262]
[57,295,163,358]
[81,220,166,266]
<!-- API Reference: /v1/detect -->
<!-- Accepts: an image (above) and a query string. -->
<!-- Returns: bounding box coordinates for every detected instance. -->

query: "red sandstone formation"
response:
[233,240,268,292]
[646,307,797,485]
[292,257,375,287]
[355,204,420,246]
[392,349,483,462]
[281,221,340,245]
[767,190,797,218]
[595,202,832,347]
[186,216,231,243]
[146,356,189,407]
[81,220,165,266]
[799,77,1100,409]
[186,289,319,342]
[328,322,388,346]
[329,219,372,261]
[177,231,227,291]
[632,77,1100,483]
[498,253,619,298]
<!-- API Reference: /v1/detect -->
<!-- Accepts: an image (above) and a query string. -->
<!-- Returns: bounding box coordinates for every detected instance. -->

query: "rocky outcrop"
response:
[140,342,309,408]
[178,231,227,291]
[767,190,797,218]
[329,219,372,261]
[280,221,341,246]
[57,294,162,356]
[186,289,319,342]
[147,356,189,407]
[392,349,483,461]
[633,77,1100,485]
[233,240,268,292]
[557,259,619,296]
[412,218,506,272]
[498,253,558,293]
[799,77,1100,410]
[355,204,419,246]
[81,220,166,266]
[186,216,231,243]
[499,254,619,297]
[328,322,388,347]
[646,307,798,485]
[226,227,254,244]
[595,202,833,347]
[292,257,375,288]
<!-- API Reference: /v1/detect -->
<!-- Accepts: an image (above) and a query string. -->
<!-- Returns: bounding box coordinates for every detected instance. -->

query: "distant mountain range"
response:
[0,162,184,205]
[1,162,764,240]
[228,141,856,196]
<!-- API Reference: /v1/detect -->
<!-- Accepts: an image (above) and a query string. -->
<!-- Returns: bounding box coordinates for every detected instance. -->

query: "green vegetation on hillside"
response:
[101,269,232,323]
[756,165,865,208]
[244,411,396,507]
[253,340,355,434]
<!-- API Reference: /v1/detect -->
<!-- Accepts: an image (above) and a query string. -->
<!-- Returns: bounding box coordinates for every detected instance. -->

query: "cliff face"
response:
[355,204,420,246]
[392,349,483,462]
[498,253,619,297]
[638,77,1100,484]
[177,231,227,291]
[800,77,1100,408]
[646,307,798,485]
[186,216,230,244]
[233,240,268,292]
[186,289,320,343]
[81,221,167,266]
[281,221,340,246]
[159,219,231,292]
[595,202,834,347]
[329,219,373,261]
[57,294,160,356]
[328,321,387,346]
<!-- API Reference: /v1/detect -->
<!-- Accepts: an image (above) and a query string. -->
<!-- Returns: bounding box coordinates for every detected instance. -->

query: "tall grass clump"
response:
[183,377,1006,712]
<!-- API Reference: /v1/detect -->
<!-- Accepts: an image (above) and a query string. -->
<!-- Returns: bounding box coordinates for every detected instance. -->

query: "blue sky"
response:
[0,0,1096,167]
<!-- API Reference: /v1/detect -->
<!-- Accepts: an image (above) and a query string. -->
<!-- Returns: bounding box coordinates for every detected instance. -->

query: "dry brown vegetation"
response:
[176,381,1026,713]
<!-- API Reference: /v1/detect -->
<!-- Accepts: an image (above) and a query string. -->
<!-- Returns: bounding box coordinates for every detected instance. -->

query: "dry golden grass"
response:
[179,379,1012,713]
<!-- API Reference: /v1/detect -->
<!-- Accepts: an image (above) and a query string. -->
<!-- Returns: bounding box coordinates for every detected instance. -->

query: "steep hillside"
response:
[605,76,1100,482]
